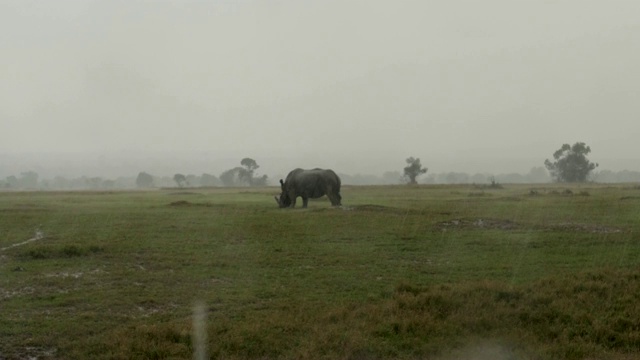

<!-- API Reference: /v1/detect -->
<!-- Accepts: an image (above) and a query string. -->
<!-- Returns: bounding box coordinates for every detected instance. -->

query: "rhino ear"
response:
[279,179,284,189]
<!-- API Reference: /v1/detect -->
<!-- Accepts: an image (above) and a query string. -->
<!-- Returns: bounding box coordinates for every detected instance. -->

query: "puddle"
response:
[436,219,624,234]
[438,218,519,230]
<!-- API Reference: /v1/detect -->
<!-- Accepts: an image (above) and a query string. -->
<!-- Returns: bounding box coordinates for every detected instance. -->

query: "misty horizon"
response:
[2,1,639,181]
[1,150,638,186]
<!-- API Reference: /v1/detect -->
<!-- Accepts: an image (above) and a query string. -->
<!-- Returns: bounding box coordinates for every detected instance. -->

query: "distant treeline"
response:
[2,167,639,190]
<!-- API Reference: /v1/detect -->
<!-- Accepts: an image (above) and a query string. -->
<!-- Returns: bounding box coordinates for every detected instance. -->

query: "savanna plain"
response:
[1,184,639,360]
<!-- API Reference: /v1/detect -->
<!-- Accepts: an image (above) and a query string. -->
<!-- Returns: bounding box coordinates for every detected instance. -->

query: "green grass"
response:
[0,184,639,359]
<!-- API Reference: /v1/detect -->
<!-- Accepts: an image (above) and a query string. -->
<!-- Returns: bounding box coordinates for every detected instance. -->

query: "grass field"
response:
[1,184,639,359]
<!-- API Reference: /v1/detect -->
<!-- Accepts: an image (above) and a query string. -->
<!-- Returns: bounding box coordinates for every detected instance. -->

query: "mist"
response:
[2,1,639,181]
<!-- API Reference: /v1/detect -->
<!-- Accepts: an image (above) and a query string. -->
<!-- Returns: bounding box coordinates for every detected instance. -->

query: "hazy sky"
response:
[2,0,639,176]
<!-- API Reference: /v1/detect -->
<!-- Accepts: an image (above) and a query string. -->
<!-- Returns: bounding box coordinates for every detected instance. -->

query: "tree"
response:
[19,171,39,188]
[240,158,260,186]
[252,174,269,186]
[220,167,244,187]
[173,173,187,188]
[200,173,221,187]
[241,158,259,172]
[5,175,18,188]
[185,174,200,187]
[544,142,598,183]
[136,172,154,188]
[403,157,428,184]
[219,158,268,187]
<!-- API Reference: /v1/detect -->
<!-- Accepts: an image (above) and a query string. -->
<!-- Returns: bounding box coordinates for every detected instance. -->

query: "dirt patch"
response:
[1,286,38,301]
[348,204,415,215]
[44,271,84,279]
[436,219,623,234]
[528,189,590,197]
[437,218,519,231]
[0,205,49,213]
[304,207,344,212]
[168,200,214,207]
[352,204,397,212]
[167,191,203,196]
[467,191,492,197]
[135,300,179,318]
[620,196,640,201]
[2,346,57,360]
[545,223,624,234]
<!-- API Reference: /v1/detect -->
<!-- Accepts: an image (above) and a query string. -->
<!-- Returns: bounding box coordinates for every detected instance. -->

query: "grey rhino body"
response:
[275,168,342,208]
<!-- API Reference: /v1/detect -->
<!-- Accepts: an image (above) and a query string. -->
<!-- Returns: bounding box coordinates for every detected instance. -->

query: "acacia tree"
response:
[200,173,220,187]
[173,173,187,188]
[240,158,259,186]
[136,172,154,188]
[403,157,428,185]
[241,158,268,186]
[241,158,259,172]
[544,142,598,182]
[220,168,243,187]
[5,175,18,188]
[220,158,268,187]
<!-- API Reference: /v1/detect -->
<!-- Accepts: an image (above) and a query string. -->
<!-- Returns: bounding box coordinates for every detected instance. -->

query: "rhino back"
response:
[285,169,339,198]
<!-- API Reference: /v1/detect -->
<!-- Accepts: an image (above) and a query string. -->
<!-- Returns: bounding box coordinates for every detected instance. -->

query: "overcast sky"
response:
[1,0,639,177]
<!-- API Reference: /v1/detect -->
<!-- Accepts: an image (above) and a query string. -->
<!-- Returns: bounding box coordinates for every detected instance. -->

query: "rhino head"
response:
[274,179,292,208]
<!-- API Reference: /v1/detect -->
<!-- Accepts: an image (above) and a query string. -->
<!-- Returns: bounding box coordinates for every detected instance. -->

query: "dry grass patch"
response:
[381,267,640,359]
[110,267,638,360]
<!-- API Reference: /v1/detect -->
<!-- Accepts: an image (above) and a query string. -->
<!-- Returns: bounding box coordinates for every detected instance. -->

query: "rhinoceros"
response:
[275,168,342,208]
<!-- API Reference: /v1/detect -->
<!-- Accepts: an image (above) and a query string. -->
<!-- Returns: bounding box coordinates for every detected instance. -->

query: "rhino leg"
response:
[302,197,309,208]
[285,189,296,208]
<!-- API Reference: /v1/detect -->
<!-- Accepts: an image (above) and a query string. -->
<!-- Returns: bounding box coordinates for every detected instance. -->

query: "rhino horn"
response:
[274,196,280,205]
